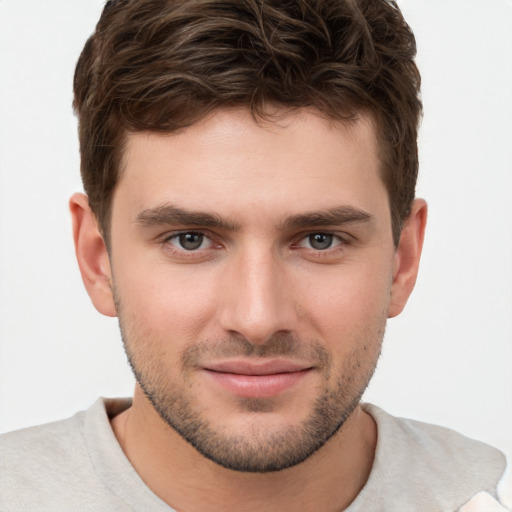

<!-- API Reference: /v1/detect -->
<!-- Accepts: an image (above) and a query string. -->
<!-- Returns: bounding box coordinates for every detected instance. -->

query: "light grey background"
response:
[1,1,511,456]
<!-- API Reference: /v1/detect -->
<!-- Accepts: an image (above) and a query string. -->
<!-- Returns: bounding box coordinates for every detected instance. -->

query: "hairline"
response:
[96,105,403,251]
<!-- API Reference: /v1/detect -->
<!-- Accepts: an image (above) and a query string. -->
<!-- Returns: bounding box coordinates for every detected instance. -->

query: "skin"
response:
[70,107,426,511]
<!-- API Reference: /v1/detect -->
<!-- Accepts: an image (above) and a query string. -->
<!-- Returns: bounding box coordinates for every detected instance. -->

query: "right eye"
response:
[166,232,213,251]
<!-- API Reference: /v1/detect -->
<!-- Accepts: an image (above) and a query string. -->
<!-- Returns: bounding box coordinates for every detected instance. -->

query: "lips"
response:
[202,359,313,398]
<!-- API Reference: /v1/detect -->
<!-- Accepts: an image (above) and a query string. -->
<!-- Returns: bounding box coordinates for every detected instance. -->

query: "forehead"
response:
[115,107,388,223]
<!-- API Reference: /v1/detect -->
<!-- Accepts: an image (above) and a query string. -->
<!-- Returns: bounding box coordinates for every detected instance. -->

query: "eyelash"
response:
[296,233,344,250]
[161,231,219,260]
[291,232,350,262]
[160,230,350,261]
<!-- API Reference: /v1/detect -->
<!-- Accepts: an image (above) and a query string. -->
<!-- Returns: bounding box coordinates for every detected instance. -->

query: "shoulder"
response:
[0,398,132,511]
[1,407,90,480]
[365,403,505,471]
[352,403,510,511]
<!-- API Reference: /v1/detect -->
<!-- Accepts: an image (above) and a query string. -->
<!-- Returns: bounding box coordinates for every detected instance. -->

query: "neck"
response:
[111,388,376,512]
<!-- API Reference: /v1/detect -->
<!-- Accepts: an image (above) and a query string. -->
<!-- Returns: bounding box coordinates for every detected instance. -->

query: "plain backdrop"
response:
[0,1,511,456]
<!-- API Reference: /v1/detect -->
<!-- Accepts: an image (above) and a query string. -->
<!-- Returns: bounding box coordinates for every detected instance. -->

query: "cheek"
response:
[294,259,393,343]
[113,255,223,343]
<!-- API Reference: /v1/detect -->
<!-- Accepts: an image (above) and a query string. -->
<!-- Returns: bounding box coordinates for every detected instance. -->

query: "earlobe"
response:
[388,199,428,318]
[69,193,117,317]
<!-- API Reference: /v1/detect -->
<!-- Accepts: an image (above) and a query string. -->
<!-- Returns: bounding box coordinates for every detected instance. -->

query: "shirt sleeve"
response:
[459,456,512,512]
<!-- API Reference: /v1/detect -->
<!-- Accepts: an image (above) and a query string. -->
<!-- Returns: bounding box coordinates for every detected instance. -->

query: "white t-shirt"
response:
[1,398,510,511]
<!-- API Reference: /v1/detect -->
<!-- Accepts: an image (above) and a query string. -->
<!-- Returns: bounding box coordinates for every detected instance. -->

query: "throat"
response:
[110,393,376,512]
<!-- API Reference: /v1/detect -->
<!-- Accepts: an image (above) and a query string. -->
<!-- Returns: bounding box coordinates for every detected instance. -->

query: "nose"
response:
[217,246,297,345]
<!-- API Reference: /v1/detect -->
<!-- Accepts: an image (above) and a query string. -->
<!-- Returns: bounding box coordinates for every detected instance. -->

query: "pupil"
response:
[179,233,203,250]
[310,233,332,250]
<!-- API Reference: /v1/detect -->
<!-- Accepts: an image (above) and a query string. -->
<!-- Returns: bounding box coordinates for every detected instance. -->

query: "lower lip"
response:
[204,369,311,399]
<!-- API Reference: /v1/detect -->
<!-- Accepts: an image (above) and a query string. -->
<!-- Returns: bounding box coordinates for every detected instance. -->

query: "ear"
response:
[69,193,117,317]
[388,199,428,318]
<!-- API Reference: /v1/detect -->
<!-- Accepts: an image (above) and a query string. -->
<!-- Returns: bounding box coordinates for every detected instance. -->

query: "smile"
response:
[202,360,313,399]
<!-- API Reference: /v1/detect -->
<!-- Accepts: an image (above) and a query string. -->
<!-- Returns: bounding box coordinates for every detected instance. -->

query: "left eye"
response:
[299,233,341,250]
[168,232,212,251]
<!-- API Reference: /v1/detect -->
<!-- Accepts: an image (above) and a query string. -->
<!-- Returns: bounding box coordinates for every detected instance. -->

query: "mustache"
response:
[181,332,330,368]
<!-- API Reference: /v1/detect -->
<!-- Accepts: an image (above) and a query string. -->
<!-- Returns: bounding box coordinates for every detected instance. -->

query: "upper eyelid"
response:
[293,230,351,242]
[159,229,351,248]
[161,230,350,239]
[160,231,206,247]
[162,231,217,255]
[297,233,344,246]
[162,229,212,241]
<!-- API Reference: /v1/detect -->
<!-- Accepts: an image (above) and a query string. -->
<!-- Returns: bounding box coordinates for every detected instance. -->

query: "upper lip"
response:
[203,359,313,376]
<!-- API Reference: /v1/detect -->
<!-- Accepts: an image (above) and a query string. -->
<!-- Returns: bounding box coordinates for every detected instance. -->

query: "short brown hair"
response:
[73,0,421,245]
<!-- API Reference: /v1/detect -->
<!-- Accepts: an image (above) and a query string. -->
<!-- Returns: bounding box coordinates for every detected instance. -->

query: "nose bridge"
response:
[218,242,294,344]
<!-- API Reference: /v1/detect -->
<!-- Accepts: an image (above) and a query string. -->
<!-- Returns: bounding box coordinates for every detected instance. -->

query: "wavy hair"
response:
[74,0,421,244]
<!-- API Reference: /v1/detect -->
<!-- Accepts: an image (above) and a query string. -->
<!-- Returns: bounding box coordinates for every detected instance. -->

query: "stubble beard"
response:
[116,303,384,473]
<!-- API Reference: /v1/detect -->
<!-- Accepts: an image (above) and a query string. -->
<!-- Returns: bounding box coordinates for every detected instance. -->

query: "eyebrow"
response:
[281,206,372,229]
[135,204,240,230]
[135,203,372,231]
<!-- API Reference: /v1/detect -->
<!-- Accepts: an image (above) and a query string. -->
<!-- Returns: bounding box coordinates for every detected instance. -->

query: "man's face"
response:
[108,108,396,472]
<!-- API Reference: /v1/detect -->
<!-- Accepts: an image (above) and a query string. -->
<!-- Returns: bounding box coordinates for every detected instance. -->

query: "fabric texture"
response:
[0,398,509,511]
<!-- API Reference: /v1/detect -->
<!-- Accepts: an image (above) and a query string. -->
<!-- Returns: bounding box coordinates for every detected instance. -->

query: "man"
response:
[0,0,510,510]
